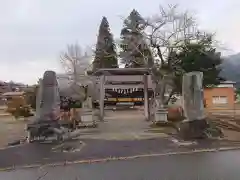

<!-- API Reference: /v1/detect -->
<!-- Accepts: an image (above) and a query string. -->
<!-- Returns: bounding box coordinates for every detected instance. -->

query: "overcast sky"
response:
[0,0,239,85]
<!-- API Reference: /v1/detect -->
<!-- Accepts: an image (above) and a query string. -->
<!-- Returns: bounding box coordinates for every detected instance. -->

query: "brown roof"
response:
[2,91,25,96]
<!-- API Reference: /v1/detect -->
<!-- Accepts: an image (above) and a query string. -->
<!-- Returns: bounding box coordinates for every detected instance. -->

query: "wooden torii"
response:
[92,68,155,121]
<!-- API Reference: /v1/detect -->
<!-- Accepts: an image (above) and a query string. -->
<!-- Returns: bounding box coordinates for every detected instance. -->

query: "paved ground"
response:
[1,136,240,170]
[1,149,240,180]
[1,108,240,172]
[0,138,173,169]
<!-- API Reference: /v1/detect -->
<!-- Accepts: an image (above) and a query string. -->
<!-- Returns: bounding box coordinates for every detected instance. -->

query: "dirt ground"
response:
[2,107,240,148]
[207,110,240,142]
[78,109,169,140]
[222,130,240,141]
[0,116,27,148]
[0,109,169,148]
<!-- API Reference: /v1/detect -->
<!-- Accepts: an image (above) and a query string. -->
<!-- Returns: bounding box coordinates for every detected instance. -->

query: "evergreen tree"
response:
[120,9,153,68]
[93,16,118,71]
[173,35,225,93]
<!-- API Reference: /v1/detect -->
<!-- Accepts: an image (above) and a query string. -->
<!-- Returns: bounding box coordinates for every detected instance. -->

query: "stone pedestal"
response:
[154,108,168,122]
[80,97,95,123]
[81,108,94,123]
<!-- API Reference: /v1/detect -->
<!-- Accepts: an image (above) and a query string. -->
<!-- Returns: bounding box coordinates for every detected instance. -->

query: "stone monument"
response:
[34,70,61,122]
[180,71,209,139]
[182,71,205,121]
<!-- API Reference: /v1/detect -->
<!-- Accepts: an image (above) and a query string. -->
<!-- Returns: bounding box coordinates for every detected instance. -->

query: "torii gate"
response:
[92,68,155,121]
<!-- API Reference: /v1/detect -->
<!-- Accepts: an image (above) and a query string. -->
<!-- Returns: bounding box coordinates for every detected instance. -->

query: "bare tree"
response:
[60,43,93,101]
[145,5,195,62]
[143,5,216,107]
[116,4,212,118]
[60,43,92,84]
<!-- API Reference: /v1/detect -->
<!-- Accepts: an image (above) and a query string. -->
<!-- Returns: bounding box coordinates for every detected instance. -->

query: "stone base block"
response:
[81,109,93,122]
[178,119,209,140]
[154,108,168,122]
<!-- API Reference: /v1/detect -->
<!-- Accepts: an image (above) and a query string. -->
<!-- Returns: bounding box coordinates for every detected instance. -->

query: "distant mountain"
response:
[220,53,240,88]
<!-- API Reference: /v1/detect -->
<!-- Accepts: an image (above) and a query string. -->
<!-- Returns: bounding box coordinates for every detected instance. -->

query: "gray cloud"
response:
[0,0,239,84]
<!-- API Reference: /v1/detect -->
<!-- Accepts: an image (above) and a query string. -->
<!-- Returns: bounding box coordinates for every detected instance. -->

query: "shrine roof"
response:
[92,68,151,76]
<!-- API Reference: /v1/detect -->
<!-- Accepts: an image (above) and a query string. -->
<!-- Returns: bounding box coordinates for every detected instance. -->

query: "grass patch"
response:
[149,121,179,134]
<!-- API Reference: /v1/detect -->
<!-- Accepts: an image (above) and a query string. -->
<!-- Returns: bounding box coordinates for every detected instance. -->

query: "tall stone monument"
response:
[34,70,61,122]
[182,71,205,121]
[180,71,209,139]
[26,70,63,142]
